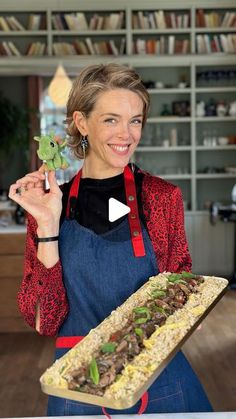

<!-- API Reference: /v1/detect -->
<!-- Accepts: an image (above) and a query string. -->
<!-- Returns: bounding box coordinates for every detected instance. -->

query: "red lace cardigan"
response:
[18,171,192,336]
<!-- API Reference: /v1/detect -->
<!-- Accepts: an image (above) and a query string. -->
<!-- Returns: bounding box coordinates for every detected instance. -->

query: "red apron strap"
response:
[138,391,149,414]
[101,407,112,418]
[66,169,82,218]
[66,166,145,253]
[56,336,84,348]
[101,391,149,416]
[124,166,146,257]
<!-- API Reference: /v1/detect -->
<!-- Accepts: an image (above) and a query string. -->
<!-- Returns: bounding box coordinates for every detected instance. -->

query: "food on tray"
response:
[40,272,228,406]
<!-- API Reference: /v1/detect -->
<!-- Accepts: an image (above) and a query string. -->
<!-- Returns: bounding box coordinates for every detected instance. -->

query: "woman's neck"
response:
[81,158,124,179]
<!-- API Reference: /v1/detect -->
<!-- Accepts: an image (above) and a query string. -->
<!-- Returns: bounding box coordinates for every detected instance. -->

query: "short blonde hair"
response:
[65,63,150,159]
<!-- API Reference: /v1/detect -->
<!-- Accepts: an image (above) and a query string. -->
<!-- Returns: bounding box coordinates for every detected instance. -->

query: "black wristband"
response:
[36,236,59,243]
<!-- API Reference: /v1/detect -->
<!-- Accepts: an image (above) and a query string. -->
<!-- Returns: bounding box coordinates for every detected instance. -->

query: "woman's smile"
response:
[108,143,131,155]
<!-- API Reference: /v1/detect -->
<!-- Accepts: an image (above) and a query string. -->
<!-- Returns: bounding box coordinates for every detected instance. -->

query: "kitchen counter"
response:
[5,413,236,419]
[0,225,26,233]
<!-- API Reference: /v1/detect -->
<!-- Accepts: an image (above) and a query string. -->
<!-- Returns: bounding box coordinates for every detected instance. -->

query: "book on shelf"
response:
[170,12,177,29]
[52,42,76,55]
[0,16,10,31]
[134,36,189,55]
[0,42,8,55]
[5,16,25,31]
[73,40,89,54]
[155,10,166,29]
[196,9,236,28]
[28,14,43,30]
[89,14,99,30]
[52,11,124,31]
[168,35,175,54]
[2,41,13,55]
[137,11,146,29]
[53,14,66,30]
[108,39,119,55]
[196,33,236,53]
[26,42,46,56]
[119,37,126,54]
[0,41,21,56]
[133,10,190,29]
[8,41,21,56]
[53,39,123,55]
[204,34,211,53]
[76,12,89,30]
[96,15,104,30]
[221,11,236,27]
[85,37,95,54]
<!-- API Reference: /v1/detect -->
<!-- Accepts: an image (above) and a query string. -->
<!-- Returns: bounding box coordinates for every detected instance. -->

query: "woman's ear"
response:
[73,111,88,136]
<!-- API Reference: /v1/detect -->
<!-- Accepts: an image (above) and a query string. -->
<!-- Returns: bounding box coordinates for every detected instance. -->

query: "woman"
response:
[9,63,212,416]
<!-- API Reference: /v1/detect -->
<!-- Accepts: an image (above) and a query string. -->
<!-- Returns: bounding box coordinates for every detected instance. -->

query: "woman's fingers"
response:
[47,171,61,195]
[8,183,25,203]
[16,173,45,185]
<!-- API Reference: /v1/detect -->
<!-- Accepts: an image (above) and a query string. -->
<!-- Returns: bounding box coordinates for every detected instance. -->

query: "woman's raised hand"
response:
[8,166,62,235]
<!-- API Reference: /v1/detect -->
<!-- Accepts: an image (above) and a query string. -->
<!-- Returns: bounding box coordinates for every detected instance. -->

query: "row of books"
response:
[52,12,124,31]
[53,38,126,56]
[0,41,21,55]
[0,41,46,56]
[196,10,236,28]
[196,34,236,54]
[0,14,46,31]
[133,37,190,55]
[132,11,190,30]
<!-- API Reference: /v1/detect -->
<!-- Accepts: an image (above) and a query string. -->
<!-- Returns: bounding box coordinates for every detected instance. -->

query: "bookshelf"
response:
[0,0,235,275]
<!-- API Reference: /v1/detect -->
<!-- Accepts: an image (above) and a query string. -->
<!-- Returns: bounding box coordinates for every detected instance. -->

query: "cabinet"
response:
[0,230,31,332]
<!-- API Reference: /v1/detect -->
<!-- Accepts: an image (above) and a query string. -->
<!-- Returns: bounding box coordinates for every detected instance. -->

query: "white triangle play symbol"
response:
[109,198,130,222]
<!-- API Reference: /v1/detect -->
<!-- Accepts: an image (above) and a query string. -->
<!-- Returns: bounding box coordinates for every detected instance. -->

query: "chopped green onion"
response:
[155,306,166,315]
[151,290,166,298]
[135,327,143,337]
[181,271,196,279]
[133,306,151,323]
[135,317,148,324]
[89,358,100,385]
[133,306,150,314]
[168,274,182,282]
[101,342,117,353]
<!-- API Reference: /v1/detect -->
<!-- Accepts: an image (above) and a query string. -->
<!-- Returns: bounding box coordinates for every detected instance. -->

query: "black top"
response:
[60,165,145,235]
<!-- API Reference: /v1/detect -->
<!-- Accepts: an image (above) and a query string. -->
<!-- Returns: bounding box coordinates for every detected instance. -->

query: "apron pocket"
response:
[146,380,186,413]
[64,399,103,416]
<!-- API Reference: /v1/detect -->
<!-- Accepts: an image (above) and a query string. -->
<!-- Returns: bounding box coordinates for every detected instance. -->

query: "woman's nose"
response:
[117,123,130,140]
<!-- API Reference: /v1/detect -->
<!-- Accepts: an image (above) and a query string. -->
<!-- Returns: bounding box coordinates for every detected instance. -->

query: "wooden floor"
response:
[0,290,235,418]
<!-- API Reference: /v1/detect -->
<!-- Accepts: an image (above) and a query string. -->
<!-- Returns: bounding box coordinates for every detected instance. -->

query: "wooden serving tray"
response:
[40,275,228,410]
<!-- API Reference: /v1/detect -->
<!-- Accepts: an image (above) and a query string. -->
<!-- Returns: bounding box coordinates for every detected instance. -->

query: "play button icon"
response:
[109,198,130,222]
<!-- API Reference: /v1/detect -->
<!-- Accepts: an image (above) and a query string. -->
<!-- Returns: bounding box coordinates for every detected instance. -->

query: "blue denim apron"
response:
[47,168,213,416]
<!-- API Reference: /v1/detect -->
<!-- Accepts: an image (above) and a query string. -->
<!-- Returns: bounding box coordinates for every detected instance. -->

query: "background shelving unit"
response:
[0,0,235,275]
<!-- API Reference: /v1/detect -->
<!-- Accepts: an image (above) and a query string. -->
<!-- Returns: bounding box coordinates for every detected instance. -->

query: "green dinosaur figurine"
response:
[34,133,69,171]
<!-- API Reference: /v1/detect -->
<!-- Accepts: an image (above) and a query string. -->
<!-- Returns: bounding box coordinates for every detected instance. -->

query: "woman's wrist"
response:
[37,223,60,238]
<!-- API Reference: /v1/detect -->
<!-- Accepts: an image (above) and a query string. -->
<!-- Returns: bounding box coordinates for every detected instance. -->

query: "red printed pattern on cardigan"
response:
[17,171,191,336]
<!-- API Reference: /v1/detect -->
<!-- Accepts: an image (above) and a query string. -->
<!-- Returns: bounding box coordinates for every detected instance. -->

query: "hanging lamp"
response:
[48,64,72,107]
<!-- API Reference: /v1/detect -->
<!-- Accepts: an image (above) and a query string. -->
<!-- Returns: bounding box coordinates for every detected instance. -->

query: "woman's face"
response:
[75,88,144,176]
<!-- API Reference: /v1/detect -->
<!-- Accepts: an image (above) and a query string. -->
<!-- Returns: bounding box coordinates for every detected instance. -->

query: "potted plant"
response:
[0,91,29,191]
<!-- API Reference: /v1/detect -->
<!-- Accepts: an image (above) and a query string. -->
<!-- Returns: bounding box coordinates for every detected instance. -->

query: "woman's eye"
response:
[131,119,142,125]
[104,118,116,124]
